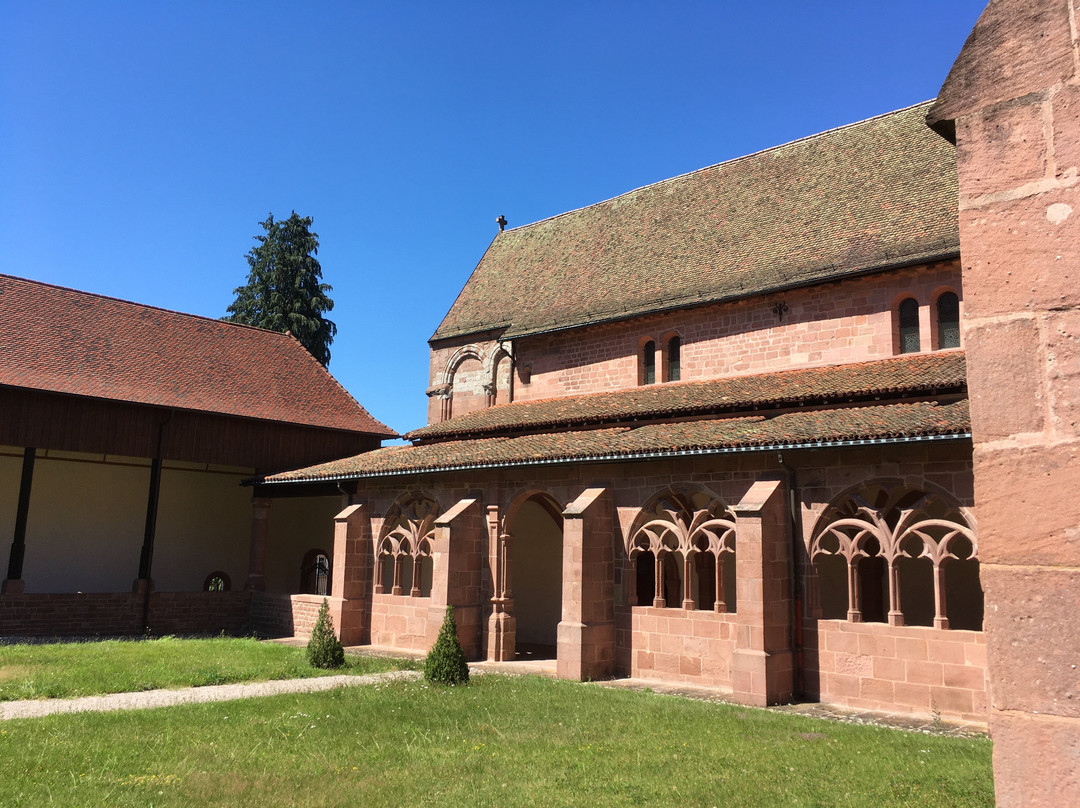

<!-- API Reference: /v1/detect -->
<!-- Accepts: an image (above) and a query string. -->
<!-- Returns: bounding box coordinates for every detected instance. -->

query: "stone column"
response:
[731,479,794,707]
[927,2,1080,803]
[328,503,372,646]
[427,498,484,659]
[245,497,271,591]
[486,505,516,661]
[557,487,616,681]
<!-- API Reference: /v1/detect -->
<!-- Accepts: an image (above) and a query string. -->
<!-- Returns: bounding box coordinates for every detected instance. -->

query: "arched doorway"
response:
[507,493,563,660]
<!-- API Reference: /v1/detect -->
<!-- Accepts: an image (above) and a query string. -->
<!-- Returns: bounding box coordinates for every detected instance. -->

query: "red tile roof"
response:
[433,102,958,342]
[408,351,966,441]
[264,400,970,482]
[0,274,395,436]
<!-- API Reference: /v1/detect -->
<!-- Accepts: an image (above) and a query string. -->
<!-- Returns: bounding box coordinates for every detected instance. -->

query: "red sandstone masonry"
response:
[630,607,738,687]
[426,261,961,418]
[248,592,327,639]
[370,593,433,651]
[804,620,987,724]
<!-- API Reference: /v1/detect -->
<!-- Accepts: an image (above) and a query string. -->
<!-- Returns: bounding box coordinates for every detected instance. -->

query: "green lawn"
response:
[0,673,993,807]
[0,637,409,701]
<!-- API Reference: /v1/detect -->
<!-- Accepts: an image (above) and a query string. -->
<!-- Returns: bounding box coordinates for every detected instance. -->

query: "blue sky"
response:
[0,1,986,436]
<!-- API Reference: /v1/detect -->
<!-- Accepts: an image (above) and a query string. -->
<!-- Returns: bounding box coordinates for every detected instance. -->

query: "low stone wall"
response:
[0,591,251,638]
[286,595,325,639]
[628,607,739,687]
[370,594,432,651]
[147,591,250,636]
[248,592,329,639]
[803,619,988,723]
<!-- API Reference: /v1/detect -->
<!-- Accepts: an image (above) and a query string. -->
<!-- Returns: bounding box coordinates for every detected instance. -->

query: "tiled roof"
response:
[263,400,971,482]
[433,102,959,342]
[408,352,966,441]
[0,274,396,436]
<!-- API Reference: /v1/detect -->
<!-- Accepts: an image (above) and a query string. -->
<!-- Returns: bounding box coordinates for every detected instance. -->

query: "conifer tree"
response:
[306,598,345,669]
[423,605,470,685]
[225,211,337,366]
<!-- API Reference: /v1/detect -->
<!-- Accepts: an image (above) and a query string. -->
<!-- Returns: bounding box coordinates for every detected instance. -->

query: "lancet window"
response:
[376,495,438,598]
[629,488,736,612]
[898,297,921,353]
[809,481,981,630]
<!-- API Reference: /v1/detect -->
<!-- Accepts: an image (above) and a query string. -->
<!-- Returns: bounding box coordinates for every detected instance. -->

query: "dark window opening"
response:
[899,298,920,354]
[667,336,681,382]
[635,552,655,606]
[204,572,230,592]
[301,550,331,596]
[937,292,960,349]
[642,341,656,385]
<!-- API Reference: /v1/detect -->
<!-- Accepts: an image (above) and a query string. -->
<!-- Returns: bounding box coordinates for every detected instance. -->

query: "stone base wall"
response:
[147,591,251,636]
[370,594,432,651]
[0,590,251,637]
[627,606,739,687]
[803,619,988,723]
[284,595,326,640]
[248,592,328,639]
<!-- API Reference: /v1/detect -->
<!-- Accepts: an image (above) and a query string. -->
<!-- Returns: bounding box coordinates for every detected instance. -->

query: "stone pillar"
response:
[927,2,1080,803]
[486,505,516,661]
[427,498,484,659]
[328,503,372,646]
[557,487,616,681]
[245,497,271,591]
[730,479,794,707]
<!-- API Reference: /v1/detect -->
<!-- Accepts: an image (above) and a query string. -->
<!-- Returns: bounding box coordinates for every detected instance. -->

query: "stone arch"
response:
[486,344,513,406]
[502,488,564,657]
[931,286,962,350]
[299,548,331,596]
[441,345,486,386]
[808,479,979,629]
[893,293,922,354]
[442,345,489,420]
[637,335,658,385]
[627,484,736,612]
[659,329,683,382]
[376,492,440,597]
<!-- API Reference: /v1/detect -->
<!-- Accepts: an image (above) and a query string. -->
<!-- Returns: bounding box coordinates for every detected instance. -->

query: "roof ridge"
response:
[0,272,292,340]
[498,100,937,236]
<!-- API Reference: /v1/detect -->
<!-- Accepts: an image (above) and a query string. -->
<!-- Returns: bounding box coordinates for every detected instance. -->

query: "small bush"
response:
[424,606,469,685]
[306,599,345,669]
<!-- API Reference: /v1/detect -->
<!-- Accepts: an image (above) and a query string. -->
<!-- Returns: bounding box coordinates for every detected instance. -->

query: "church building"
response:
[259,101,987,723]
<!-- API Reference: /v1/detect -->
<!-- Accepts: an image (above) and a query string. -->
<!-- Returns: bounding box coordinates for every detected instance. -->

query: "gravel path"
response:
[1,669,421,721]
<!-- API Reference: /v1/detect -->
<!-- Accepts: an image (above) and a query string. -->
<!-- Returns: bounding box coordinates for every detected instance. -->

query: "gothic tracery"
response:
[377,495,439,597]
[809,481,978,629]
[629,488,736,611]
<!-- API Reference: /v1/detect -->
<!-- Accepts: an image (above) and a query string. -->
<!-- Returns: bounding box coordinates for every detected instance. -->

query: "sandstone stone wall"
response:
[929,0,1080,800]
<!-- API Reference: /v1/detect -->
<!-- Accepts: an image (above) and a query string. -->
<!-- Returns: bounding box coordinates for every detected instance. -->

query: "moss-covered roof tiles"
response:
[408,351,966,441]
[263,400,970,483]
[433,102,958,342]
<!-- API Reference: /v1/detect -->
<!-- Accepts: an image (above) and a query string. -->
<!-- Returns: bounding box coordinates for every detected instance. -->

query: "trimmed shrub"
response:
[424,605,469,685]
[306,598,345,669]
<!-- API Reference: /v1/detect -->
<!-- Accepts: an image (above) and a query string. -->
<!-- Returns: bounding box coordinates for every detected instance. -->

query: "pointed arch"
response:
[376,492,440,597]
[809,479,979,629]
[628,485,736,612]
